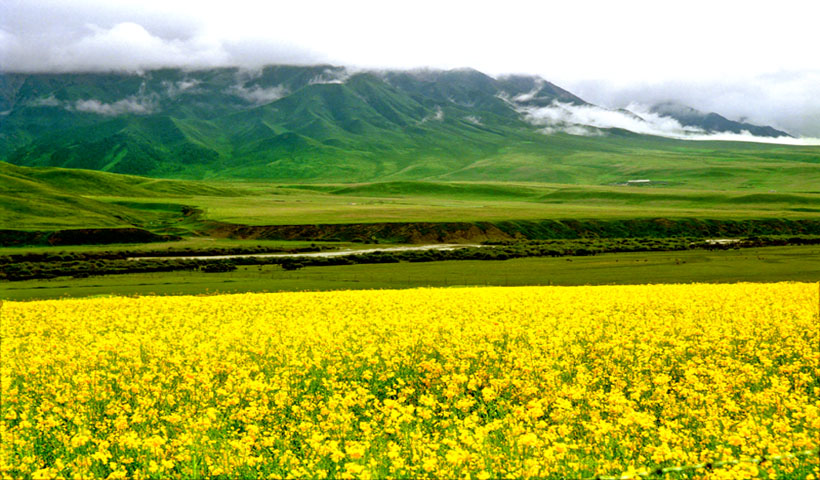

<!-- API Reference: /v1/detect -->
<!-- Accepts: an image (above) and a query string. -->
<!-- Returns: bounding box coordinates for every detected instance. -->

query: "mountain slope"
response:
[651,102,790,137]
[0,161,237,228]
[0,65,805,182]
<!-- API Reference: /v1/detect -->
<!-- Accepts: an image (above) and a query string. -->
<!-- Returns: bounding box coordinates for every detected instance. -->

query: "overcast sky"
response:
[2,0,819,136]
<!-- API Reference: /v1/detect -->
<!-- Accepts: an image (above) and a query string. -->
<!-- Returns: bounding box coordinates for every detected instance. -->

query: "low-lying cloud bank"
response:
[25,74,295,114]
[74,97,156,115]
[162,79,200,97]
[520,102,820,145]
[3,2,819,137]
[227,84,288,104]
[419,106,444,124]
[308,68,351,85]
[678,132,820,146]
[564,72,820,138]
[31,92,158,116]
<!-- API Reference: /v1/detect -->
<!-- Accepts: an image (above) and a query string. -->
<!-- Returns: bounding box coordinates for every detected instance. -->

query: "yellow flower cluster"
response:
[1,283,818,479]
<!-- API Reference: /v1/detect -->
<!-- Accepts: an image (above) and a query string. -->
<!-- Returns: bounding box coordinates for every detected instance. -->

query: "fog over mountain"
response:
[2,65,816,185]
[566,75,820,140]
[2,0,818,137]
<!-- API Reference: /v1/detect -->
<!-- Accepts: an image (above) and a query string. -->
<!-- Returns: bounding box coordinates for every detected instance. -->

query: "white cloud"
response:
[162,79,200,97]
[25,89,159,115]
[225,68,295,104]
[1,0,818,134]
[308,68,351,85]
[73,97,156,115]
[26,92,158,115]
[562,70,820,137]
[521,101,820,145]
[510,79,546,103]
[31,95,61,107]
[520,102,703,136]
[5,1,817,79]
[0,21,230,72]
[464,115,483,126]
[52,22,228,72]
[682,132,820,146]
[420,106,444,123]
[538,125,604,137]
[227,84,288,104]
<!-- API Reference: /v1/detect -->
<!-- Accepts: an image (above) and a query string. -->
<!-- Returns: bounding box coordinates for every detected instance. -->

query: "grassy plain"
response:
[3,244,819,301]
[89,181,820,227]
[4,156,819,300]
[5,153,820,229]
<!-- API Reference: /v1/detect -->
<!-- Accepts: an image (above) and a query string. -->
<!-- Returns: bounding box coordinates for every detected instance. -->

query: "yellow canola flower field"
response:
[1,283,819,479]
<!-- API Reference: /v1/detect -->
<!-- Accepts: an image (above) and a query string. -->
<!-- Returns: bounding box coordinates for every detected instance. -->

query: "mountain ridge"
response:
[650,102,790,138]
[0,65,799,181]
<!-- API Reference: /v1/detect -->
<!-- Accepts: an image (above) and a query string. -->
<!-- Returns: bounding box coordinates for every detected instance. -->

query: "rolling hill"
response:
[0,161,238,229]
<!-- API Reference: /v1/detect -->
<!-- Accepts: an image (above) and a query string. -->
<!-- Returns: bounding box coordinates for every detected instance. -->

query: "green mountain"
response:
[0,65,811,184]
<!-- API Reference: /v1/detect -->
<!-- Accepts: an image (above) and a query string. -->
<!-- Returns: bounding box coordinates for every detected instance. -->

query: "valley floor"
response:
[4,168,820,300]
[2,244,818,301]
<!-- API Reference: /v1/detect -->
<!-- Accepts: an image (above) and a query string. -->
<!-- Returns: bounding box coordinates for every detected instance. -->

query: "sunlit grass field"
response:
[2,283,818,479]
[91,181,820,227]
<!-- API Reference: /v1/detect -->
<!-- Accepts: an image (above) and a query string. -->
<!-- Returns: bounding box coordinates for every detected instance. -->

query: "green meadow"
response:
[3,118,820,300]
[5,166,820,231]
[104,181,820,227]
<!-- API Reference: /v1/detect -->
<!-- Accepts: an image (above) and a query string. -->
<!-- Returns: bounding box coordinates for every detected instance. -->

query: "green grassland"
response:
[3,244,818,301]
[4,156,819,301]
[4,162,820,237]
[3,113,820,229]
[121,181,820,227]
[0,161,238,230]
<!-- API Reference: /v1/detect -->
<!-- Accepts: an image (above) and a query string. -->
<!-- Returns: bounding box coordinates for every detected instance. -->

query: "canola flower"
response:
[1,283,818,479]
